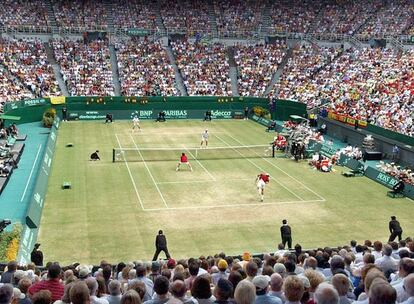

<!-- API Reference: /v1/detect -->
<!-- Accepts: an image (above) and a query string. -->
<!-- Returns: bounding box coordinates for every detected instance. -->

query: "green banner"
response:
[251,115,271,126]
[17,225,37,265]
[67,109,238,120]
[127,29,151,36]
[364,166,414,199]
[307,140,337,157]
[25,117,60,228]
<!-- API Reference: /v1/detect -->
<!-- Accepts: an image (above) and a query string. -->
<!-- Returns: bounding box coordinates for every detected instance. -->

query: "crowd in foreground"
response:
[1,237,414,304]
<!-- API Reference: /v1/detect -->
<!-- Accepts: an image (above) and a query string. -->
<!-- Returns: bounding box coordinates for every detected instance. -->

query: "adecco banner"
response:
[66,109,237,120]
[364,166,414,199]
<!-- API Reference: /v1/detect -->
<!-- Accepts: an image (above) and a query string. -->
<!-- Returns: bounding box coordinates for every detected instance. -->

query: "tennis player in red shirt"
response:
[176,152,193,172]
[256,173,270,201]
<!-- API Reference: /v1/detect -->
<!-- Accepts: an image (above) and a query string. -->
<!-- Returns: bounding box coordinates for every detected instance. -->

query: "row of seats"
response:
[0,0,413,37]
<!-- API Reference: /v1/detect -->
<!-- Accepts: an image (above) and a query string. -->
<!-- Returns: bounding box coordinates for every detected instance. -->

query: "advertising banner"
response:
[66,109,238,120]
[25,117,60,228]
[364,167,414,199]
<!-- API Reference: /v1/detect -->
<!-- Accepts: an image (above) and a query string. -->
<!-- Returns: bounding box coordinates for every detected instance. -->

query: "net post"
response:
[272,145,275,158]
[112,149,115,162]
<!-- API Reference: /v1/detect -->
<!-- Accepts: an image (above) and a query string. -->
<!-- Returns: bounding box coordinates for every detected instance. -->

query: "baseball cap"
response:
[253,275,270,290]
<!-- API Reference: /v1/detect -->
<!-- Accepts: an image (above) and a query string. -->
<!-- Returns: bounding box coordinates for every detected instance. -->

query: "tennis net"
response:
[112,144,274,162]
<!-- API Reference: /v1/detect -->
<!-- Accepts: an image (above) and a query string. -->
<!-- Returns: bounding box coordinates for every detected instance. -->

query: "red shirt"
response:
[180,155,188,162]
[260,174,269,183]
[28,278,64,301]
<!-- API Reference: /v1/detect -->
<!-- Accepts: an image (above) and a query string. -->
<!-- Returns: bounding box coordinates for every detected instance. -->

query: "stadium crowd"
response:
[111,0,157,31]
[270,44,342,109]
[52,0,108,30]
[271,46,414,137]
[0,0,49,28]
[172,40,232,96]
[1,238,414,304]
[313,1,381,35]
[357,0,413,38]
[214,0,263,37]
[0,39,60,98]
[160,0,212,36]
[116,39,178,96]
[235,42,287,97]
[0,66,34,112]
[52,39,114,96]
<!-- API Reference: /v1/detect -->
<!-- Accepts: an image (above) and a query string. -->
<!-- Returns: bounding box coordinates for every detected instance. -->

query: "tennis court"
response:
[38,119,414,264]
[113,123,324,211]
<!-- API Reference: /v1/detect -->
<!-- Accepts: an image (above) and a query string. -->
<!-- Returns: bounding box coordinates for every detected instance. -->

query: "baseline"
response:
[143,198,324,212]
[115,134,145,210]
[156,178,252,185]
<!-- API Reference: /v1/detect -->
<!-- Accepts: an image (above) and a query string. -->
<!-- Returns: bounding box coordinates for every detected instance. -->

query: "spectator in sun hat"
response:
[253,275,282,304]
[273,264,287,278]
[78,265,91,280]
[212,260,229,286]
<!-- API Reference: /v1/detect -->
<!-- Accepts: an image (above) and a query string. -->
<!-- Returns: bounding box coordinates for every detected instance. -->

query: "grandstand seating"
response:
[0,39,60,98]
[52,39,114,96]
[111,0,157,31]
[0,0,412,137]
[171,40,232,96]
[116,39,178,96]
[235,42,287,97]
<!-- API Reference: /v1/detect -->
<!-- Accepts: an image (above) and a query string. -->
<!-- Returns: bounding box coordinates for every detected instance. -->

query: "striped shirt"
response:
[28,278,65,301]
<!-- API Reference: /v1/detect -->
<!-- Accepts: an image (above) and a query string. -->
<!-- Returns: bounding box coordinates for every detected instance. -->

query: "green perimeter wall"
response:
[3,96,308,123]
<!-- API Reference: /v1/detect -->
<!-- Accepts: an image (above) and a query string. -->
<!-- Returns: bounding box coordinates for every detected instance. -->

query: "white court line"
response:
[20,144,42,202]
[225,133,326,201]
[214,134,305,201]
[156,178,252,185]
[129,134,169,208]
[143,198,324,212]
[115,134,145,210]
[121,132,226,136]
[184,147,216,181]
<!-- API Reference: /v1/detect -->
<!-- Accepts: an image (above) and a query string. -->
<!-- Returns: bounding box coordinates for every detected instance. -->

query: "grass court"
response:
[38,119,414,264]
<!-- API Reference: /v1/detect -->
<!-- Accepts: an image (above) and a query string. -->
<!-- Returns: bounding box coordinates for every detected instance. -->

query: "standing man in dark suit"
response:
[31,243,43,266]
[388,216,403,242]
[152,230,171,261]
[280,219,292,249]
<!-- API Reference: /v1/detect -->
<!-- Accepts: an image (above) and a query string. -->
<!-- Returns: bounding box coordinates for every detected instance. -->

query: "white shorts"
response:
[201,137,208,142]
[257,179,266,189]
